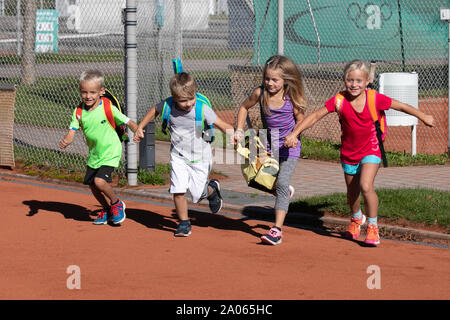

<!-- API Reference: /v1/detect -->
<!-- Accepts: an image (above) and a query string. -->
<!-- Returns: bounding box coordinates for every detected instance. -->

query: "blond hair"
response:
[169,72,197,100]
[261,55,307,115]
[79,69,105,88]
[343,60,370,81]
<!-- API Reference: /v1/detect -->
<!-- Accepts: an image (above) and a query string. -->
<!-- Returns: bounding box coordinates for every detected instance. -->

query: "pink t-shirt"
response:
[325,90,392,164]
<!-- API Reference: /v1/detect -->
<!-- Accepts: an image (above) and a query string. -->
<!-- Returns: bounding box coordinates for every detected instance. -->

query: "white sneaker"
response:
[288,185,295,199]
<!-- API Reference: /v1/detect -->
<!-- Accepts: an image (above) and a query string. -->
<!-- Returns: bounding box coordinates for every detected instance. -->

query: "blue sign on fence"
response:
[35,9,58,53]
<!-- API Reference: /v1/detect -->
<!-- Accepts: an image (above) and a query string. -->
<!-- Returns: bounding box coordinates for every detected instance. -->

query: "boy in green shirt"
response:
[60,69,138,225]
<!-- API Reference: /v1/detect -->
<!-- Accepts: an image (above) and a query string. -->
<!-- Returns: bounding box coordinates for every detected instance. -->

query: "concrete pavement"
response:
[150,140,450,201]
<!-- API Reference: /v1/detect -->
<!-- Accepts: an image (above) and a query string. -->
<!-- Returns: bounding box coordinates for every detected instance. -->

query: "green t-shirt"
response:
[70,100,129,169]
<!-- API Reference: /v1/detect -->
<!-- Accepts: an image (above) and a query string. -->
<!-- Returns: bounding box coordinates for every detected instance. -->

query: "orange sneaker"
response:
[364,224,380,246]
[345,214,366,240]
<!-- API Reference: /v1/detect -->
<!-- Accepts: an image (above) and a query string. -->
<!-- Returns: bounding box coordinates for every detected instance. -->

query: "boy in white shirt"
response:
[134,72,234,236]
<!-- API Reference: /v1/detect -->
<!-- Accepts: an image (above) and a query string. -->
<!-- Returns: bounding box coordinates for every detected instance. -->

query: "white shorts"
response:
[170,153,211,203]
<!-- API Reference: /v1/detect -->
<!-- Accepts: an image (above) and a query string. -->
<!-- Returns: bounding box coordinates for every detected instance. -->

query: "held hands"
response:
[59,131,75,149]
[59,139,70,149]
[133,127,145,143]
[233,129,244,145]
[283,132,299,148]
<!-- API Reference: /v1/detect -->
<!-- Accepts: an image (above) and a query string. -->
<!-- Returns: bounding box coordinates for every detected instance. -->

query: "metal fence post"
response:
[125,0,138,186]
[277,0,283,55]
[174,0,182,59]
[21,0,37,85]
[441,7,450,153]
[16,0,22,56]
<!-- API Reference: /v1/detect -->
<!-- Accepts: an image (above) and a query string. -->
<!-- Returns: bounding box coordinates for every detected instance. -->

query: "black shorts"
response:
[83,165,115,185]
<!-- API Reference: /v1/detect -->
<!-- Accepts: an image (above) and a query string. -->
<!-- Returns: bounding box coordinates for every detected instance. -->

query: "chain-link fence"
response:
[0,0,448,175]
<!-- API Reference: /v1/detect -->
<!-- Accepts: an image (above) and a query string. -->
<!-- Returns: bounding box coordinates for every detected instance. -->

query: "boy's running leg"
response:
[84,167,114,225]
[94,175,126,225]
[89,184,110,210]
[174,193,189,221]
[173,193,191,236]
[89,184,111,224]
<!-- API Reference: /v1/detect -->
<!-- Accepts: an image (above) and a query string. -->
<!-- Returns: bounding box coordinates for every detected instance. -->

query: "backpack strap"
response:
[102,97,116,130]
[367,89,387,141]
[195,98,204,138]
[195,93,210,130]
[102,89,122,114]
[172,58,184,74]
[367,89,388,167]
[367,89,379,126]
[334,92,345,114]
[196,92,214,142]
[257,86,272,150]
[161,97,173,135]
[75,103,83,129]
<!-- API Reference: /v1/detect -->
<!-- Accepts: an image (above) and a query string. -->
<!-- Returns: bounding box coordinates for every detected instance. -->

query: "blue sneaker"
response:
[93,209,109,225]
[111,199,126,224]
[174,221,191,237]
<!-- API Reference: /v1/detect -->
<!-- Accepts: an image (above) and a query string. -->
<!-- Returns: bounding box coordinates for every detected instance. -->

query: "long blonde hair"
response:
[261,55,307,115]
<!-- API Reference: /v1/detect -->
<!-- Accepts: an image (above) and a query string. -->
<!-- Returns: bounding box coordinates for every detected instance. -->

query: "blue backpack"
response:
[160,92,215,143]
[161,59,215,143]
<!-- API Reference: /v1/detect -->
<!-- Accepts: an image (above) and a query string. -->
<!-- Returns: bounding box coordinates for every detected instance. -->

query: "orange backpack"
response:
[335,89,388,167]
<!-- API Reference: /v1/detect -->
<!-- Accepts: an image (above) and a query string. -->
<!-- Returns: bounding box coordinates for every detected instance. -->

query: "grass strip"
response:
[290,188,450,229]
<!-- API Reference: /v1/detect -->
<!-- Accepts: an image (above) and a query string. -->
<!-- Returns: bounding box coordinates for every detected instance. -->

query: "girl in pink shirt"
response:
[284,60,434,246]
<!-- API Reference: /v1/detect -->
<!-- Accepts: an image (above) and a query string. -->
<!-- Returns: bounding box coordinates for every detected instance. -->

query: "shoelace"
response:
[110,202,121,216]
[348,221,360,234]
[268,228,280,237]
[97,210,107,219]
[366,225,378,238]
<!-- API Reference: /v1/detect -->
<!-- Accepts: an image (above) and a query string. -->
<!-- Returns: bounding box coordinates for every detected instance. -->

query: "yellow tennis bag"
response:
[236,135,279,193]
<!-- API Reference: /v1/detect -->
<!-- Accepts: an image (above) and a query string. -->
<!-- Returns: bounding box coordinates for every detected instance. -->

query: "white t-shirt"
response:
[156,97,217,163]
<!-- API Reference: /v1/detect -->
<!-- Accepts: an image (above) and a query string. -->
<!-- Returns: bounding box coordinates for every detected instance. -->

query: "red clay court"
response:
[0,175,449,300]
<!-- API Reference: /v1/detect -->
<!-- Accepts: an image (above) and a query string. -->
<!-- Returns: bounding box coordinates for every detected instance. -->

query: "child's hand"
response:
[284,133,298,148]
[59,139,70,149]
[422,114,435,127]
[133,128,145,142]
[234,129,244,144]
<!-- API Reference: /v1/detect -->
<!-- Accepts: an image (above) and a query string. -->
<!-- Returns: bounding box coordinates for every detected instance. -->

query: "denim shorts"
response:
[341,155,381,175]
